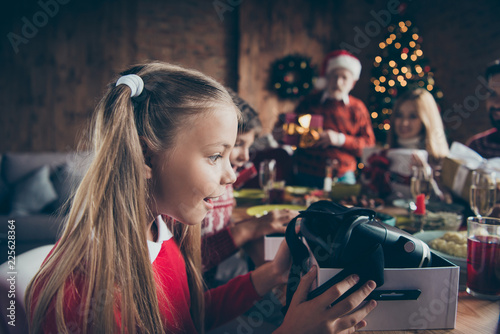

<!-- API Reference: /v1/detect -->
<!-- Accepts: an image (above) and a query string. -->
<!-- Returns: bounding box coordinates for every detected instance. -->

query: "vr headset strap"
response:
[283,213,309,314]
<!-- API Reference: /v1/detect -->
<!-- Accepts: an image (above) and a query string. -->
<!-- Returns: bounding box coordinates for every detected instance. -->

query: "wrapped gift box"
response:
[441,157,474,202]
[440,142,485,202]
[361,147,428,199]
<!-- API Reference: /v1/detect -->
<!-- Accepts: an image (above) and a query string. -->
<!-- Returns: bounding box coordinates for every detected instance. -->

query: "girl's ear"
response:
[140,137,153,179]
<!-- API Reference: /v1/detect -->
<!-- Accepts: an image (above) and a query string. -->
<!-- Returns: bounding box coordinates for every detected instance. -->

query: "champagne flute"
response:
[470,170,497,217]
[259,159,276,203]
[411,165,433,202]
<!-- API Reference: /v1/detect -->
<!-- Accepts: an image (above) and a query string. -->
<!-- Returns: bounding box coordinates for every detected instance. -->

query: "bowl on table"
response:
[375,212,396,226]
[413,230,467,270]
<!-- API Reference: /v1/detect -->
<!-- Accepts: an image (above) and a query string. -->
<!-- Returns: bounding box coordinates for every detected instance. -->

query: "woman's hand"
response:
[230,209,299,247]
[275,266,377,334]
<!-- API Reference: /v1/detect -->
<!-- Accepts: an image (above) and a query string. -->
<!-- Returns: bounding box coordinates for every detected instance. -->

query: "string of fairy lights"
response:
[369,20,443,141]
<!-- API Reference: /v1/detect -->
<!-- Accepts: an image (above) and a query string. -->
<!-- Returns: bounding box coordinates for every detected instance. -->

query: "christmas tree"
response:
[368,20,444,143]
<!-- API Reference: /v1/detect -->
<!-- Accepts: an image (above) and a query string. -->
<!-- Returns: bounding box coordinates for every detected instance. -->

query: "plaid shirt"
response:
[201,184,238,271]
[466,128,500,159]
[294,92,375,178]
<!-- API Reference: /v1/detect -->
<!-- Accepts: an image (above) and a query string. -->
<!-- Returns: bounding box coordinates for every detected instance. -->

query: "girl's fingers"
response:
[289,266,317,308]
[355,319,368,331]
[327,280,377,319]
[332,299,377,333]
[314,274,360,309]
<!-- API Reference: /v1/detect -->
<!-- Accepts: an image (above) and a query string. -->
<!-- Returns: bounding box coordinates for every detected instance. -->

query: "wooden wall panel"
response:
[0,0,137,152]
[238,0,342,133]
[1,0,500,152]
[134,0,238,87]
[406,0,500,143]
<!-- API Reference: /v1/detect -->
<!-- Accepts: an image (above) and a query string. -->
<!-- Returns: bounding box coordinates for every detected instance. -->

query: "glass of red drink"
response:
[268,180,286,204]
[466,216,500,300]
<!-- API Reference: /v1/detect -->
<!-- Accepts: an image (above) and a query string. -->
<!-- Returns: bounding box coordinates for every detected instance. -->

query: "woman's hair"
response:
[388,88,450,160]
[26,61,237,334]
[226,87,262,135]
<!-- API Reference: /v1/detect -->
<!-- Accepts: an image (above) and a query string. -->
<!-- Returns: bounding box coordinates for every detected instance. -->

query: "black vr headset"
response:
[283,200,431,313]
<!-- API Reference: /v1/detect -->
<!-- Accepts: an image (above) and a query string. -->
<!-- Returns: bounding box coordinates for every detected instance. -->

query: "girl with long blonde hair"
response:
[26,61,377,333]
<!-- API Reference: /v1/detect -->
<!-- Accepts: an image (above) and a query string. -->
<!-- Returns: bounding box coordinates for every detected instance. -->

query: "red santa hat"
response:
[315,50,362,90]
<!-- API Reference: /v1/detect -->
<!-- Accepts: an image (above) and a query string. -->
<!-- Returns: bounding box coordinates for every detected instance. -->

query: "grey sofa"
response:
[0,152,91,333]
[0,151,89,263]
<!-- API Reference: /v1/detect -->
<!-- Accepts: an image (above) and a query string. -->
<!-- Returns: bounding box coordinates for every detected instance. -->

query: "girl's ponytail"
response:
[27,76,164,333]
[26,62,236,334]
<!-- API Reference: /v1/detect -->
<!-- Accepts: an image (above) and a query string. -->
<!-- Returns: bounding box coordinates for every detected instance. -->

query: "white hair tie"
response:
[116,74,144,98]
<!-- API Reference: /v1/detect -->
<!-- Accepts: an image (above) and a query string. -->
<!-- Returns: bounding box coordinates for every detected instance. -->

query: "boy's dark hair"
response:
[226,87,262,134]
[485,59,500,81]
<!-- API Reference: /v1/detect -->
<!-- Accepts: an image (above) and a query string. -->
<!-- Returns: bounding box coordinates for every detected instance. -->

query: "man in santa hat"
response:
[294,50,376,187]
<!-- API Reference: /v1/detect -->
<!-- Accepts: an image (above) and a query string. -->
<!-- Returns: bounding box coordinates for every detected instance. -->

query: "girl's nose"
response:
[222,160,237,185]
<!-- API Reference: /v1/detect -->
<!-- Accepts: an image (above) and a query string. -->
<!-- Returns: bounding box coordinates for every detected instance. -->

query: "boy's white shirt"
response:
[147,215,173,263]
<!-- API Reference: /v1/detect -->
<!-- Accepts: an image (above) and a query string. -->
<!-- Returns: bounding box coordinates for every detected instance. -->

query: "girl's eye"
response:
[209,154,223,163]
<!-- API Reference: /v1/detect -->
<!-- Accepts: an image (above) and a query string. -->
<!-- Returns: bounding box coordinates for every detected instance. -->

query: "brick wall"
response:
[239,0,500,145]
[0,0,499,152]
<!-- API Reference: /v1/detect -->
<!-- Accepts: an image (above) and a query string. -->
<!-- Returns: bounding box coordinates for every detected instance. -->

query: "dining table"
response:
[231,187,500,334]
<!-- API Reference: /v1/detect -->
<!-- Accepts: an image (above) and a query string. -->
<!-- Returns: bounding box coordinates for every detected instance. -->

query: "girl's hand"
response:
[275,267,377,334]
[270,238,293,285]
[250,239,292,296]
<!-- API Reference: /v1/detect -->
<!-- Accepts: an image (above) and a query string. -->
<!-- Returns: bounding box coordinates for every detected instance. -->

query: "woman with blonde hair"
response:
[362,88,449,200]
[26,61,377,333]
[388,88,449,165]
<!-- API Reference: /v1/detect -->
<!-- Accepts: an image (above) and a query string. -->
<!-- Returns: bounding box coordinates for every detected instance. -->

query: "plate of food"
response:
[246,204,307,218]
[285,186,313,196]
[413,230,467,270]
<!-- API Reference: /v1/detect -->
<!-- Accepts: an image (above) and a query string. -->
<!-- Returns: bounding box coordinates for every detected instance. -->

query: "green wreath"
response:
[269,54,316,99]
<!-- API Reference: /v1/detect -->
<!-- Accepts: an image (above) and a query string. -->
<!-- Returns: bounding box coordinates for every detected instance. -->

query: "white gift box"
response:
[265,233,459,330]
[304,238,459,331]
[441,142,500,202]
[264,234,285,261]
[361,147,429,199]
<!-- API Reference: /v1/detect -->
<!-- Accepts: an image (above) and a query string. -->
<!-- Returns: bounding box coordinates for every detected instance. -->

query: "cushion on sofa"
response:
[1,152,92,215]
[48,163,81,214]
[9,166,58,216]
[1,152,71,185]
